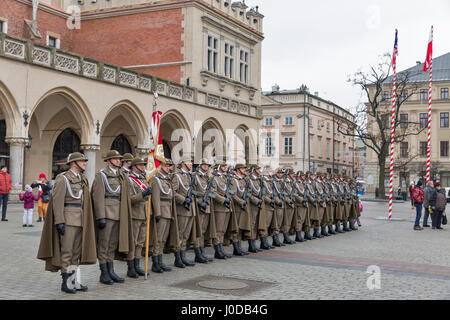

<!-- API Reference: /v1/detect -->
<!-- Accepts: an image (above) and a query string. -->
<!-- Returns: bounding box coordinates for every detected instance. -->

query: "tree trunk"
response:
[378,155,387,199]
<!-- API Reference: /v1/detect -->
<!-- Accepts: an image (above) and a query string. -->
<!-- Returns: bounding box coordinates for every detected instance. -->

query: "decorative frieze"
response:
[55,53,79,74]
[119,71,137,87]
[169,85,183,99]
[32,47,51,66]
[4,39,25,59]
[230,101,238,113]
[139,77,151,91]
[82,61,97,78]
[239,103,249,115]
[207,95,219,108]
[80,144,100,151]
[103,66,116,83]
[220,99,229,110]
[156,81,166,95]
[183,88,194,101]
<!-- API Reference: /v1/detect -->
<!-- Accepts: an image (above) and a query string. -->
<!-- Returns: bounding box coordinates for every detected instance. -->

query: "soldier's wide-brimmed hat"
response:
[297,170,306,177]
[122,153,134,162]
[316,172,324,177]
[234,163,246,170]
[251,164,261,171]
[199,158,212,166]
[285,167,294,174]
[163,158,174,166]
[103,150,123,161]
[276,167,285,173]
[306,171,313,176]
[67,152,88,164]
[131,157,146,167]
[213,160,227,168]
[176,155,193,168]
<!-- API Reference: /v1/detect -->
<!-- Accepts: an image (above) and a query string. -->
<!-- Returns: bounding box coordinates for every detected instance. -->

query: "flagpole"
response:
[144,93,159,280]
[388,29,398,220]
[426,26,433,185]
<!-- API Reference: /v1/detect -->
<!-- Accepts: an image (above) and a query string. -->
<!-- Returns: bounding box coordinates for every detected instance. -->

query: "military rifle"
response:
[272,179,283,207]
[257,174,264,210]
[223,167,234,209]
[302,182,309,208]
[183,166,200,211]
[241,176,251,211]
[198,168,218,214]
[287,179,297,208]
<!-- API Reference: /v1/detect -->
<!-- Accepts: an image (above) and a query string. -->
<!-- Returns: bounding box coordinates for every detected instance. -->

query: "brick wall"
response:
[71,8,184,83]
[0,0,72,51]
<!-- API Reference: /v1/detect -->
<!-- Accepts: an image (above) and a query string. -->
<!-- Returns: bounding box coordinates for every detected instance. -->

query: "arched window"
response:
[111,134,132,155]
[52,128,81,179]
[0,120,9,168]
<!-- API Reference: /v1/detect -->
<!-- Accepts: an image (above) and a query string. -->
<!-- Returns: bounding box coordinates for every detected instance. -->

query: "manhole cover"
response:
[197,280,248,290]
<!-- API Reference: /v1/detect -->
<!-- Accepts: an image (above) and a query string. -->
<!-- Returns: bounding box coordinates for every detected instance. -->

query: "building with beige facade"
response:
[0,0,264,195]
[364,52,450,192]
[261,85,356,175]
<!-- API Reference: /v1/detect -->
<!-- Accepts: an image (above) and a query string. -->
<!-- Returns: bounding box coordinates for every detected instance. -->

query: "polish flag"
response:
[423,26,433,72]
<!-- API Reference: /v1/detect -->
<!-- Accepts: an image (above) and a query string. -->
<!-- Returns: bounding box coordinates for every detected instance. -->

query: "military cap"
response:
[103,150,123,161]
[251,164,261,171]
[276,167,285,173]
[285,167,294,174]
[199,158,212,166]
[213,160,227,168]
[164,158,174,166]
[131,157,146,167]
[297,170,306,177]
[316,172,324,177]
[122,153,134,162]
[305,171,313,176]
[176,155,193,168]
[67,152,88,164]
[335,173,341,178]
[234,163,246,170]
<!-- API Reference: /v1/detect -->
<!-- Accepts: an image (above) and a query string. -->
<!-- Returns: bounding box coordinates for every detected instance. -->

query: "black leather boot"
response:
[194,247,208,263]
[343,221,351,232]
[295,231,305,242]
[73,269,88,292]
[61,272,77,294]
[335,223,344,233]
[272,234,285,247]
[174,251,186,268]
[99,263,114,285]
[214,244,227,259]
[107,262,124,283]
[248,239,258,253]
[237,241,249,255]
[180,250,195,266]
[151,255,164,273]
[219,244,232,258]
[266,236,275,249]
[304,229,313,240]
[350,220,358,230]
[283,232,296,244]
[158,255,172,271]
[233,241,245,256]
[313,227,324,238]
[321,226,330,237]
[328,225,337,235]
[260,236,271,250]
[200,247,213,262]
[127,260,139,278]
[134,258,146,276]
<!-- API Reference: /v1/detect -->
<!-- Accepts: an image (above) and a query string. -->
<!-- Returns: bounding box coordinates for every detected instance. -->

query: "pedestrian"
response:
[31,173,53,222]
[422,181,435,228]
[0,165,12,221]
[430,182,447,230]
[409,182,415,209]
[19,184,40,227]
[412,181,424,230]
[356,199,363,227]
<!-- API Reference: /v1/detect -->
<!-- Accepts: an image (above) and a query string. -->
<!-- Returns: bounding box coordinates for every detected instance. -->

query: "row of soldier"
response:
[37,150,361,294]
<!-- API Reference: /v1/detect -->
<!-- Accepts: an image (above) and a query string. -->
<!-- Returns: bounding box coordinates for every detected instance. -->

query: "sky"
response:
[244,0,450,111]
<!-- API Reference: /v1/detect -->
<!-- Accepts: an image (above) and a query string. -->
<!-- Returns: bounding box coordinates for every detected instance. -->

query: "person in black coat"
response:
[430,182,446,229]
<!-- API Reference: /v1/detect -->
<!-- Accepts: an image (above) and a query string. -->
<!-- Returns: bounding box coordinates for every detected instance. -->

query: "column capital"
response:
[5,137,28,146]
[80,144,100,151]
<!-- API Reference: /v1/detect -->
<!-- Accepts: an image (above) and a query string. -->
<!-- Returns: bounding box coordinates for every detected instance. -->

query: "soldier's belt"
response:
[105,195,120,200]
[161,198,172,202]
[64,203,82,208]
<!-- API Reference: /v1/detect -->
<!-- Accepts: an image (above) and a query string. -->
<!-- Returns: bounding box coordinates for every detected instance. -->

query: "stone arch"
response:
[102,100,149,148]
[29,86,94,144]
[194,117,226,163]
[160,109,192,162]
[233,124,257,165]
[0,80,21,137]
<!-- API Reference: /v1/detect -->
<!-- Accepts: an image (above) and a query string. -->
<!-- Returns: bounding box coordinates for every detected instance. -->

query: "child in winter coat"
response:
[19,185,40,227]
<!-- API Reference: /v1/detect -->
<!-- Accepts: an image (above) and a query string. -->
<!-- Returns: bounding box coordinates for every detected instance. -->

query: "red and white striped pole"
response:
[388,29,398,220]
[426,26,433,185]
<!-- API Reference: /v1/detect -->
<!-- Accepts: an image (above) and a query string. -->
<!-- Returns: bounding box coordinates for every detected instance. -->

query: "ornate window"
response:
[239,49,249,83]
[52,128,81,179]
[224,43,235,78]
[111,134,132,155]
[207,35,218,73]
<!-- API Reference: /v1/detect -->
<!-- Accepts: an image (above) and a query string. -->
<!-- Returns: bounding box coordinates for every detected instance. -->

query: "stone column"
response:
[5,137,27,190]
[80,145,100,185]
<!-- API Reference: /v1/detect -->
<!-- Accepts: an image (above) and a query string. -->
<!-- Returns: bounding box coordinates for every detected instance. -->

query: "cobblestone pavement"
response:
[1,201,450,300]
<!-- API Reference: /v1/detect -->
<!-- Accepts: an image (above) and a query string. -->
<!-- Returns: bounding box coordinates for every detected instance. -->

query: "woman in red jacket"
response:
[0,165,12,221]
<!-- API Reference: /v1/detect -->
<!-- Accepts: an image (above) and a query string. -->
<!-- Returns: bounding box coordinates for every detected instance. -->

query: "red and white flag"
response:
[146,110,164,180]
[423,26,433,72]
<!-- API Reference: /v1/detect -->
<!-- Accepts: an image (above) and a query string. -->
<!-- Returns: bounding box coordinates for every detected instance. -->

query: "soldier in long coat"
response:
[293,171,308,242]
[323,173,337,235]
[37,152,96,294]
[127,157,152,277]
[282,168,297,244]
[304,172,321,239]
[91,150,134,285]
[333,174,346,233]
[272,168,287,246]
[260,167,277,249]
[340,175,352,232]
[171,157,197,266]
[229,164,250,256]
[316,172,331,237]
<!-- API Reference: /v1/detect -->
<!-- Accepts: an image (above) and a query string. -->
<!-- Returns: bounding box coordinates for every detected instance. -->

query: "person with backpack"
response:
[430,182,447,230]
[412,180,424,231]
